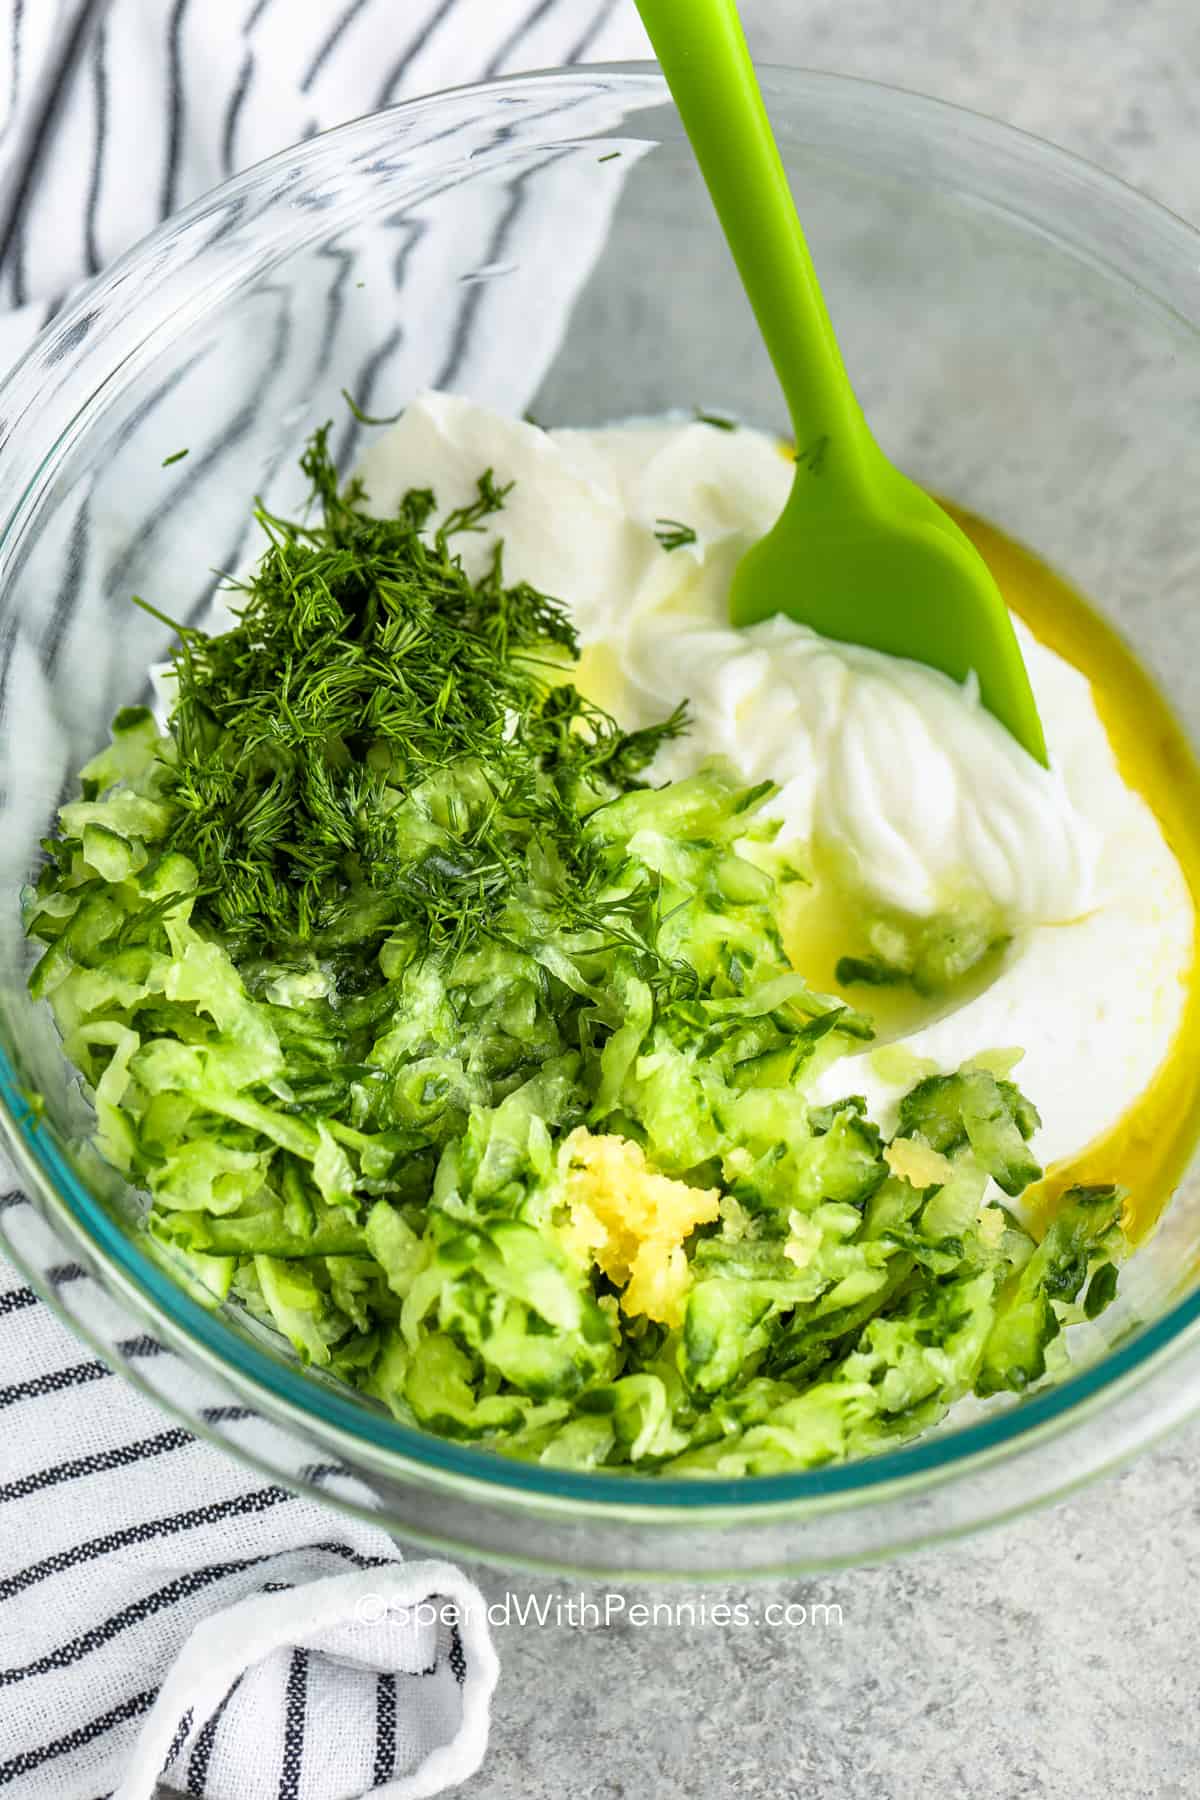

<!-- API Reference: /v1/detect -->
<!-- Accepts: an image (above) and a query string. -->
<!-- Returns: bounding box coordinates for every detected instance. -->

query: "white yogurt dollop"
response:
[356,391,1194,1169]
[361,394,1095,925]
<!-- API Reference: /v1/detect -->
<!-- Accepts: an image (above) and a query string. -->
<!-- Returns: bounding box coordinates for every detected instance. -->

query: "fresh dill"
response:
[654,518,697,552]
[834,953,909,989]
[694,409,737,432]
[796,433,830,475]
[162,449,189,467]
[598,150,621,163]
[339,389,404,427]
[151,425,691,987]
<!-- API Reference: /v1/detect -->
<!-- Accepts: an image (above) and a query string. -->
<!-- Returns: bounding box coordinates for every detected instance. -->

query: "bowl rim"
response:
[5,61,1200,1515]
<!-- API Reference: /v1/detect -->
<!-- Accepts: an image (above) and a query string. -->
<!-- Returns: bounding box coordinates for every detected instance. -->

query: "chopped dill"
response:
[655,518,698,552]
[162,449,189,467]
[339,389,404,427]
[694,409,737,431]
[796,433,830,475]
[152,424,691,992]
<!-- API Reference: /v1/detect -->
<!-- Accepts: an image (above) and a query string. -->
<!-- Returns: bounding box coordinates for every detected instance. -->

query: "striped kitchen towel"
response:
[0,0,651,373]
[0,2,652,1796]
[0,1195,499,1800]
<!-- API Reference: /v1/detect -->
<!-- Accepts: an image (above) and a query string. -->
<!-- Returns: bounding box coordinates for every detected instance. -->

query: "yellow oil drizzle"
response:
[649,428,1198,1242]
[779,847,1012,1042]
[775,436,1200,1240]
[946,505,1200,1241]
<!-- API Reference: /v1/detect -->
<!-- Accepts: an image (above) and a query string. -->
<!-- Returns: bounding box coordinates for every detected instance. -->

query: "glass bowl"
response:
[3,66,1200,1578]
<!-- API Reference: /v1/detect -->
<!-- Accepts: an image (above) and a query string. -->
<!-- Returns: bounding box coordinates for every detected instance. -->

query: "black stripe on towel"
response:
[0,1485,293,1600]
[568,0,622,62]
[0,1356,109,1409]
[0,1544,394,1685]
[160,0,190,219]
[0,1427,194,1503]
[0,1688,156,1786]
[186,1671,244,1796]
[433,150,563,392]
[0,0,24,151]
[373,1672,397,1787]
[484,0,562,78]
[0,0,106,307]
[300,0,371,94]
[160,1708,194,1778]
[83,19,108,275]
[221,47,255,177]
[449,1622,467,1685]
[279,1648,308,1800]
[374,0,459,108]
[0,1554,283,1687]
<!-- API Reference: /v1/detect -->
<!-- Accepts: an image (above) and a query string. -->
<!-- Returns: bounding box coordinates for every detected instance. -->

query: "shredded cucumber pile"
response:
[24,433,1127,1475]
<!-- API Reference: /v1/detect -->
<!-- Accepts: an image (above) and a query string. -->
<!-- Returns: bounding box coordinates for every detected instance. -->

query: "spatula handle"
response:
[636,0,875,482]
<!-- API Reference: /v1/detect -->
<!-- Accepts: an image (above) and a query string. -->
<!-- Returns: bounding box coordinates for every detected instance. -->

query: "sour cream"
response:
[356,391,1194,1172]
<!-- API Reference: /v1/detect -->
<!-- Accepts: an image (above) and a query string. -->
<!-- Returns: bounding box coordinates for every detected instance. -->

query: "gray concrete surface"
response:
[455,4,1200,1796]
[458,1416,1200,1798]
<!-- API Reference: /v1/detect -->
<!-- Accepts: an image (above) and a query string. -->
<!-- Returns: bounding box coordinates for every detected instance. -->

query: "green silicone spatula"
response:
[635,0,1048,763]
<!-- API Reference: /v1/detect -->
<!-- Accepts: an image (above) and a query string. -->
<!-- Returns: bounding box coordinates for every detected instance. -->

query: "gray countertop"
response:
[459,1419,1198,1799]
[456,4,1200,1795]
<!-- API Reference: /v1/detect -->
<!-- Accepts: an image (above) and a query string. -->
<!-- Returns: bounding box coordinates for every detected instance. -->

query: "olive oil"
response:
[950,508,1200,1242]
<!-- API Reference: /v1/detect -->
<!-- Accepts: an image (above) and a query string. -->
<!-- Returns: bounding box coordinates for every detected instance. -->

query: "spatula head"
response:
[730,462,1048,765]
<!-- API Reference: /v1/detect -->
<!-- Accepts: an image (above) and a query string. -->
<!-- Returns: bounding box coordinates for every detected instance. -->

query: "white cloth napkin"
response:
[0,2,652,1796]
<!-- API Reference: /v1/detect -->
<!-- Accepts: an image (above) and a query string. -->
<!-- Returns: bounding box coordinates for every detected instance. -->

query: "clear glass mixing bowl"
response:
[3,67,1200,1577]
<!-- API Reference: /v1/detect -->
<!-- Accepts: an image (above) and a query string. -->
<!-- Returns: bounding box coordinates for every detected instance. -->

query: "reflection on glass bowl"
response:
[4,68,1200,1574]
